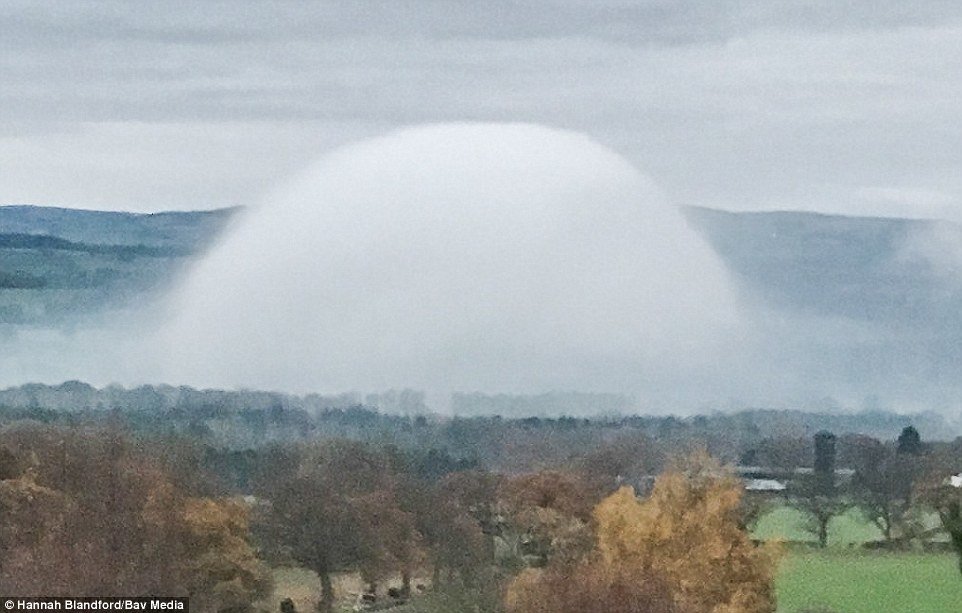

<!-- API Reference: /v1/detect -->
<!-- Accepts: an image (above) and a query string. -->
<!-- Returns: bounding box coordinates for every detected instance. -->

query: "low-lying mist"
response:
[3,122,962,417]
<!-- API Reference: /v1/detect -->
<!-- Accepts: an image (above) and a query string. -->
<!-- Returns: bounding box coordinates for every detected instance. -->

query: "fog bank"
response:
[157,123,740,404]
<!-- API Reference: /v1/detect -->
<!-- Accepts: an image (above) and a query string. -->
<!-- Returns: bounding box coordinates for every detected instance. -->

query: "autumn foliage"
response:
[0,426,271,611]
[506,561,676,613]
[506,452,778,613]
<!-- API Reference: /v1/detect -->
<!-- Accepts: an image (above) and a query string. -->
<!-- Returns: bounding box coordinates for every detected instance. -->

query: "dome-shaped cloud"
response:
[159,123,738,397]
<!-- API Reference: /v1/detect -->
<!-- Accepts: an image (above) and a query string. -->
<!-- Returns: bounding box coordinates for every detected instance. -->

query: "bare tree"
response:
[788,474,850,548]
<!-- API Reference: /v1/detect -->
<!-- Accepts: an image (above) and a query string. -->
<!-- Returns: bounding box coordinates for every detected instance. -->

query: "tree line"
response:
[0,422,785,612]
[0,399,961,611]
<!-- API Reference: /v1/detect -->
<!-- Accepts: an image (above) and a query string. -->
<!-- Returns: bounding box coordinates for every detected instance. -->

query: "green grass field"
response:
[776,551,962,613]
[753,506,884,546]
[752,505,962,612]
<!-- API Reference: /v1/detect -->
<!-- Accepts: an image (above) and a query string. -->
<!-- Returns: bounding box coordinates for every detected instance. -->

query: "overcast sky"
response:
[3,1,962,218]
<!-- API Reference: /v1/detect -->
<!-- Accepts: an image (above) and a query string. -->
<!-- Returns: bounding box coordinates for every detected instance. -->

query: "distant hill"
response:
[5,201,962,344]
[683,207,962,409]
[0,205,237,325]
[0,205,237,249]
[684,206,962,329]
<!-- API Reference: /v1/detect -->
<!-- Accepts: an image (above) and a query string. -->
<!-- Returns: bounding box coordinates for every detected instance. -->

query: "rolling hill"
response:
[4,202,961,334]
[683,206,962,329]
[0,206,236,325]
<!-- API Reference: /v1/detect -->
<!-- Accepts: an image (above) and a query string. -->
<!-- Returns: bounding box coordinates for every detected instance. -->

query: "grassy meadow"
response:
[776,551,962,613]
[751,504,961,612]
[754,506,884,547]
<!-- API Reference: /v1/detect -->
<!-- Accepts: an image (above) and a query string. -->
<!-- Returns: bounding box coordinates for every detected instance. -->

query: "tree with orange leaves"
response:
[506,452,778,613]
[180,497,273,612]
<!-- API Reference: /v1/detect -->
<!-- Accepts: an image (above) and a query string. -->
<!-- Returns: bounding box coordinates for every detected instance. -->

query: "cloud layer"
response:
[3,2,962,217]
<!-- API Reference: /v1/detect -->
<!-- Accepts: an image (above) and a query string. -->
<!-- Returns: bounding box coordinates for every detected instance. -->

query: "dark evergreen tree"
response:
[814,431,836,495]
[897,425,922,455]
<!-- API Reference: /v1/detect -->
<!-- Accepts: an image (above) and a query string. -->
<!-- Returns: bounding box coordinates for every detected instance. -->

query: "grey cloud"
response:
[6,1,962,45]
[3,1,962,216]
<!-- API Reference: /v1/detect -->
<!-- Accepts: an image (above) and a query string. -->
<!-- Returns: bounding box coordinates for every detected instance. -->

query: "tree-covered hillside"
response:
[0,205,236,249]
[7,203,962,329]
[684,206,962,327]
[0,206,236,325]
